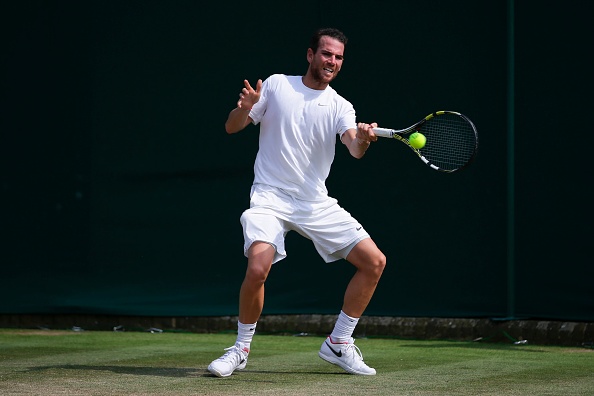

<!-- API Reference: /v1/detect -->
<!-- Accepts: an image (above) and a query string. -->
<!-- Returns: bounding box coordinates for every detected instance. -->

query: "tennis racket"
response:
[373,111,478,173]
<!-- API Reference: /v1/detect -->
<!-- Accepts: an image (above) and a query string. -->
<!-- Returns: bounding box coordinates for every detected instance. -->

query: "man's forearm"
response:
[225,107,252,134]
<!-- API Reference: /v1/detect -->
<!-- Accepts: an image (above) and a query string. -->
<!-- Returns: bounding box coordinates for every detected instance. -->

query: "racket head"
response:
[407,111,478,172]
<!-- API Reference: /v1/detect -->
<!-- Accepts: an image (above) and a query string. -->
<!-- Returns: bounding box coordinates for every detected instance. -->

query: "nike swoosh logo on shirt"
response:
[318,103,329,106]
[325,341,342,357]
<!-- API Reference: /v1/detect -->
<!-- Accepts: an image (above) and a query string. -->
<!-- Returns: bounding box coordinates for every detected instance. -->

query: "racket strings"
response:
[419,114,476,171]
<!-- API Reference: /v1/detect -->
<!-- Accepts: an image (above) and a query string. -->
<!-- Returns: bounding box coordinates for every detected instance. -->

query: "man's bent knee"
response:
[245,241,275,285]
[361,251,385,279]
[347,242,386,281]
[372,252,387,277]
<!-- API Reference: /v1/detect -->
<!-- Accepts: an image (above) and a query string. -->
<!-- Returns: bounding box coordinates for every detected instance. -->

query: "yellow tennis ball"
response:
[409,132,426,149]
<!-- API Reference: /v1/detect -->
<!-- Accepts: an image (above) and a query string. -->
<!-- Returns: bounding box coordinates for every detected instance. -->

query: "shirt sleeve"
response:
[249,75,273,125]
[337,99,357,138]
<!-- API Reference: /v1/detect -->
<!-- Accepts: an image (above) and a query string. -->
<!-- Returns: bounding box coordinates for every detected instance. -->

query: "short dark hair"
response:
[309,28,348,54]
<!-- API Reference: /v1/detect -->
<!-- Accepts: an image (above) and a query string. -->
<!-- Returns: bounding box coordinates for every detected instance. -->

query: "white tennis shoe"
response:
[207,342,249,377]
[319,336,376,375]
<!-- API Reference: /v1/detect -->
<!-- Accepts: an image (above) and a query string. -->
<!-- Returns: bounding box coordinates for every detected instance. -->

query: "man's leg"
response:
[342,238,386,318]
[319,238,386,375]
[208,242,275,377]
[239,241,276,324]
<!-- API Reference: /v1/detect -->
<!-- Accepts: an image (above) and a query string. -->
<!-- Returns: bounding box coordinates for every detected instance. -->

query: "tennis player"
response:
[208,28,386,377]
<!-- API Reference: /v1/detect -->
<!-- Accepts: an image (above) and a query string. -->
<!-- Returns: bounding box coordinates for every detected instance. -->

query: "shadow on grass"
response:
[25,364,208,378]
[24,365,347,378]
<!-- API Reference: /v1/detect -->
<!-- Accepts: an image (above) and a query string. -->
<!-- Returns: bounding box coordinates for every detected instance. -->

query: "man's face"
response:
[307,36,345,85]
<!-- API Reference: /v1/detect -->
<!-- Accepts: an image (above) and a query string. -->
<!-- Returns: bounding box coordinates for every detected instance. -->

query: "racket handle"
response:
[372,127,396,138]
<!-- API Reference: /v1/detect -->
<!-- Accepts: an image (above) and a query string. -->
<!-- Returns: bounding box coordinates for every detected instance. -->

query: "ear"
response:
[306,48,314,63]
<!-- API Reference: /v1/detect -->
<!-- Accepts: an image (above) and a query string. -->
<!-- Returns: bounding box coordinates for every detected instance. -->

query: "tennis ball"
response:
[409,132,426,149]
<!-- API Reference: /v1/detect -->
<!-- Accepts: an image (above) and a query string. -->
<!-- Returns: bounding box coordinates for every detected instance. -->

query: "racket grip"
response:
[372,127,396,138]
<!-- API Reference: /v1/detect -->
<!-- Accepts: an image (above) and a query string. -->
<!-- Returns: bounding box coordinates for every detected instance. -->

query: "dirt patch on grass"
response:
[9,329,83,336]
[562,347,594,353]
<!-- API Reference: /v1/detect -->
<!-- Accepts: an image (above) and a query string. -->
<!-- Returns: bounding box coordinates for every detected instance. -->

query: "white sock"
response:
[236,321,256,351]
[329,310,359,343]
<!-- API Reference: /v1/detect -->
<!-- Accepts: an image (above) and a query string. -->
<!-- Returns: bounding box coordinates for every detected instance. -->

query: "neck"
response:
[302,73,328,91]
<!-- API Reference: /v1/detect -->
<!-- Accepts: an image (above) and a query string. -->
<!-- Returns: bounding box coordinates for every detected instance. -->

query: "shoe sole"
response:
[207,362,247,378]
[207,364,231,378]
[318,351,376,376]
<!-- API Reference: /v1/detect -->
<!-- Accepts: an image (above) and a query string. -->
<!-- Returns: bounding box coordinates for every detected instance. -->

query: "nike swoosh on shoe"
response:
[325,341,342,357]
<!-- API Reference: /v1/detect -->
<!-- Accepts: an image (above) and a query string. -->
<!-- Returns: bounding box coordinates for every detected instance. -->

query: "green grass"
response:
[0,329,592,395]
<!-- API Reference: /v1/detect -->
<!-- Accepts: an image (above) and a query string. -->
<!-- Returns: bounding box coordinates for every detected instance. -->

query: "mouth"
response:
[323,67,334,74]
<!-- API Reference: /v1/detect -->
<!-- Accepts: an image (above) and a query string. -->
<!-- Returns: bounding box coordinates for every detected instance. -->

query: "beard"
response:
[311,65,338,84]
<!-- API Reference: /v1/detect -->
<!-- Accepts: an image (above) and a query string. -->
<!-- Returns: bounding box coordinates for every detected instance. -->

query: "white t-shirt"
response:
[249,74,356,201]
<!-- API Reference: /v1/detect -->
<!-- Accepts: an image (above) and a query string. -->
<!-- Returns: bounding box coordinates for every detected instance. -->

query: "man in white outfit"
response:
[208,28,386,377]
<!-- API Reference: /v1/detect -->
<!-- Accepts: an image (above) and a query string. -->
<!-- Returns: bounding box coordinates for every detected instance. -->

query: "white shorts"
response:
[240,184,370,263]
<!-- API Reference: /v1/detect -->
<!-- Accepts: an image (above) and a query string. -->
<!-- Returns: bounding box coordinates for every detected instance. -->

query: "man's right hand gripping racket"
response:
[373,111,478,173]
